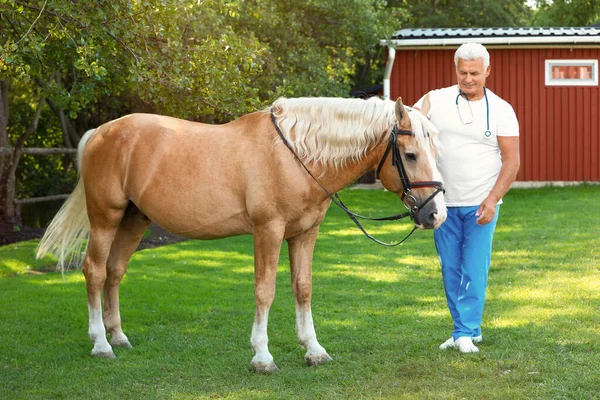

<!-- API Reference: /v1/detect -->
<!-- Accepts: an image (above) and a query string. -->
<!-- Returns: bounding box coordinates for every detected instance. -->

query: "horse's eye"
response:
[405,152,417,162]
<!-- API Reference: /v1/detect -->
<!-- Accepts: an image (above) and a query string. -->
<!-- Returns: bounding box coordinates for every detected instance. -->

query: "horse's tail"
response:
[36,129,96,270]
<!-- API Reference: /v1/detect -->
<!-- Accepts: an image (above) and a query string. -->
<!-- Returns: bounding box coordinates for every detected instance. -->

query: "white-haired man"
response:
[414,43,520,353]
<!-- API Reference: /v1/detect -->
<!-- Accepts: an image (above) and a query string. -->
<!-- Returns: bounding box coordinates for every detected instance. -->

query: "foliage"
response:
[231,0,404,97]
[1,185,599,398]
[0,0,266,122]
[1,0,402,123]
[8,86,76,198]
[394,0,533,28]
[0,0,403,220]
[531,0,600,26]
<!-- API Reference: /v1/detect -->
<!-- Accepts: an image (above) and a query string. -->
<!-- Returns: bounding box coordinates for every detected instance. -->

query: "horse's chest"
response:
[286,214,320,234]
[281,202,329,238]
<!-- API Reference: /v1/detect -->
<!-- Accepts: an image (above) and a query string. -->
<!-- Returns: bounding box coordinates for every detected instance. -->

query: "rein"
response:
[269,108,444,247]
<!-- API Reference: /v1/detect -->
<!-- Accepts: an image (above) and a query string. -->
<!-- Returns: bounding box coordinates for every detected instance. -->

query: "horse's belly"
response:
[150,212,252,240]
[134,189,253,239]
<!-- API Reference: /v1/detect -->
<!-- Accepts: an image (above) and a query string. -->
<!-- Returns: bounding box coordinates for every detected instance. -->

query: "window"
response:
[545,59,598,86]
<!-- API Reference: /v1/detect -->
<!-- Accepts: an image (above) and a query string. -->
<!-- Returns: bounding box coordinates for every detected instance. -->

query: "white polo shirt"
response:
[415,85,519,207]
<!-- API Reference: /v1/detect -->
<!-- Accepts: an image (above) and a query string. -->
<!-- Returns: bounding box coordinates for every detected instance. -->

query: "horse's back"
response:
[94,113,231,142]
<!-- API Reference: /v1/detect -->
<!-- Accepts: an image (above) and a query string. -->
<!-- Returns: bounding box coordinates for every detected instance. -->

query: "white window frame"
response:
[545,59,599,86]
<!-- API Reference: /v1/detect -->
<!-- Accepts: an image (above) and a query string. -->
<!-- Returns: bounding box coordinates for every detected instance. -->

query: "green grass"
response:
[0,240,57,277]
[1,185,599,399]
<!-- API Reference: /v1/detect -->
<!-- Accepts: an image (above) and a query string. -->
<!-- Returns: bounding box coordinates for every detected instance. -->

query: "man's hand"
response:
[476,197,497,225]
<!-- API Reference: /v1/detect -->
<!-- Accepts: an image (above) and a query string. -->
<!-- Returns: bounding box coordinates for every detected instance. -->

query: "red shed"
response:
[381,27,600,182]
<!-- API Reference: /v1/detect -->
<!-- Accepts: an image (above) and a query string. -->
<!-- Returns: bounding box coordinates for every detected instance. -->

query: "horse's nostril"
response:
[429,211,438,226]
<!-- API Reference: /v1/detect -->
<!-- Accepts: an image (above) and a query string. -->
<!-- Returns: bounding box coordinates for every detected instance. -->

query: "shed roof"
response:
[384,27,600,47]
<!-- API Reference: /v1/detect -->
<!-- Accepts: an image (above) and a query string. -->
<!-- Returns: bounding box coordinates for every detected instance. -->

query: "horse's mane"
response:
[270,97,438,168]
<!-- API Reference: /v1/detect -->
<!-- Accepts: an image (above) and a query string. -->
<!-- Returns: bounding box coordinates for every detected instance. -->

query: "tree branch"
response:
[14,0,48,45]
[428,0,441,17]
[106,31,141,63]
[39,74,81,148]
[15,0,85,29]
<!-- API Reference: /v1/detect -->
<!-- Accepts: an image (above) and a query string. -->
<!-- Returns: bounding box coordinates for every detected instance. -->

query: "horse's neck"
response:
[314,143,385,194]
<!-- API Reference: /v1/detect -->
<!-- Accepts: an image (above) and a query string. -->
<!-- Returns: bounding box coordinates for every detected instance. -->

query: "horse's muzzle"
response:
[414,201,446,230]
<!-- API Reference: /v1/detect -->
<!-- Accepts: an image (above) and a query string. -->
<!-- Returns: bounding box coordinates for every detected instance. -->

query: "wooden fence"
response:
[1,147,77,205]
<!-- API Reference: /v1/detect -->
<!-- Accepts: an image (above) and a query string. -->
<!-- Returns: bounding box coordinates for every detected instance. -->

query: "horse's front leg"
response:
[250,223,285,373]
[287,225,332,366]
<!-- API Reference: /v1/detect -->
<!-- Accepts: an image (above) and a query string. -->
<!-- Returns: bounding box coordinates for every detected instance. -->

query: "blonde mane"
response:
[270,97,438,168]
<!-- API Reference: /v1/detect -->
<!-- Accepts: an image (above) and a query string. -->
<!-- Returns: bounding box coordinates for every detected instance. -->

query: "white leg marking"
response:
[250,309,274,366]
[296,308,325,353]
[88,305,114,357]
[296,307,331,365]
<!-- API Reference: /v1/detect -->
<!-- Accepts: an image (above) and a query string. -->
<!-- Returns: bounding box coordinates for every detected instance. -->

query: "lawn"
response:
[0,185,599,399]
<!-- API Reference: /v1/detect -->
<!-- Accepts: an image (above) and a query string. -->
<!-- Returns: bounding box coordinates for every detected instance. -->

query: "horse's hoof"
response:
[251,361,280,374]
[305,353,333,366]
[110,340,133,349]
[91,350,116,359]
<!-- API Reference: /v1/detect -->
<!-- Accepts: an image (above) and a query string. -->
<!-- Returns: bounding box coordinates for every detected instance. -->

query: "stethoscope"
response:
[455,86,492,138]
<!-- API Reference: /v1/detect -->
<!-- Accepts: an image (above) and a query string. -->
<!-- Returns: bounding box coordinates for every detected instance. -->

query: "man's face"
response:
[455,58,491,99]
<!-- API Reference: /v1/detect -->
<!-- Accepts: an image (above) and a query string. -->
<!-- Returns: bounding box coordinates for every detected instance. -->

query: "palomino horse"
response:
[37,96,446,373]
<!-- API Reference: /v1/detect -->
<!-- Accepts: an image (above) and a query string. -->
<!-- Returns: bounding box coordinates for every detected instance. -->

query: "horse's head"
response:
[377,97,447,230]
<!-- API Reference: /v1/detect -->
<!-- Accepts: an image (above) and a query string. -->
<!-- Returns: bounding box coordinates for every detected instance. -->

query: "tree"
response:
[1,1,406,226]
[0,0,268,224]
[391,0,533,28]
[229,0,404,96]
[531,0,600,26]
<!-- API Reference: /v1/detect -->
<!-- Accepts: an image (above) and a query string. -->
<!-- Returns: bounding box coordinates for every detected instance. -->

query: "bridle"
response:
[375,124,445,220]
[269,108,444,246]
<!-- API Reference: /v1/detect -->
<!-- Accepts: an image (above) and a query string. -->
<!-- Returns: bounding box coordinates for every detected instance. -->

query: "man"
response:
[414,43,520,353]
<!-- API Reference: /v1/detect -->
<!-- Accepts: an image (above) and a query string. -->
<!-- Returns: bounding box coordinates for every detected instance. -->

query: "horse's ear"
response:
[395,97,410,126]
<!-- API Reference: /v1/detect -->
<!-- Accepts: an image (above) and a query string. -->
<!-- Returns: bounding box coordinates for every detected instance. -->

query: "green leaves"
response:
[2,1,554,129]
[531,0,600,26]
[1,0,405,124]
[401,0,533,28]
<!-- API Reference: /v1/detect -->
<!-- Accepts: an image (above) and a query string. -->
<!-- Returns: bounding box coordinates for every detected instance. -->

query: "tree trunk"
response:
[0,79,12,223]
[45,98,82,148]
[44,73,81,149]
[0,92,45,225]
[0,79,8,172]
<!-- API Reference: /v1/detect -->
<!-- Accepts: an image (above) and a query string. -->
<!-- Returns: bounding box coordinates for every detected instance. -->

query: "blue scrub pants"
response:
[434,205,499,340]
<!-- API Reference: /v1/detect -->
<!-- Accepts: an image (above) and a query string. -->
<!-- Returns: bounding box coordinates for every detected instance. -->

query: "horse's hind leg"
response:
[83,203,126,358]
[103,202,151,349]
[287,225,332,366]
